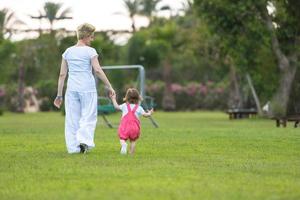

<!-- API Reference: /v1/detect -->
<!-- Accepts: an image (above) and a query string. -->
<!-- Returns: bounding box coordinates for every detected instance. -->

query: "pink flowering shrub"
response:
[145,81,165,109]
[0,88,5,98]
[146,81,165,94]
[170,83,183,94]
[145,81,228,110]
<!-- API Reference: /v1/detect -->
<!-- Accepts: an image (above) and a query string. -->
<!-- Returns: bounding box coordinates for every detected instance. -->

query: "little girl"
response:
[110,88,153,155]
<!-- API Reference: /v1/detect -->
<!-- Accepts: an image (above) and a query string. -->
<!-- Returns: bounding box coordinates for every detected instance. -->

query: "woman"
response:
[54,23,115,154]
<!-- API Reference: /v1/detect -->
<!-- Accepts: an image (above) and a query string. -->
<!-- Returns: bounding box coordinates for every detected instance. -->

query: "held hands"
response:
[109,91,116,99]
[107,86,116,99]
[105,86,115,98]
[53,96,63,108]
[108,90,119,110]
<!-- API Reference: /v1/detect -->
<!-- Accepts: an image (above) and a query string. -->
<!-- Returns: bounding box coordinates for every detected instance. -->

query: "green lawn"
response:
[0,111,299,200]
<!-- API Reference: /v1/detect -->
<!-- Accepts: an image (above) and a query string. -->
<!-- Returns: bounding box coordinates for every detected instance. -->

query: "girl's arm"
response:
[54,59,68,108]
[91,56,115,96]
[142,108,154,118]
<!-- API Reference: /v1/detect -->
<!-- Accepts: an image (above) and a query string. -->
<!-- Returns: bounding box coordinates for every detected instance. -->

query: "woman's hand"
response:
[54,96,63,108]
[108,87,115,98]
[109,92,116,99]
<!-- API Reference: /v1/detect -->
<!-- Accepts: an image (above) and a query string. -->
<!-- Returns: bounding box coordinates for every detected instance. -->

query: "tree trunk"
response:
[227,58,243,109]
[39,18,42,37]
[130,16,136,33]
[162,59,176,111]
[271,63,297,116]
[17,60,25,113]
[263,9,298,117]
[50,21,56,36]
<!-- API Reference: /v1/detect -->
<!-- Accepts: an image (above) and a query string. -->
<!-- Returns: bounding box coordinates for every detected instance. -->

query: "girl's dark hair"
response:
[123,88,142,104]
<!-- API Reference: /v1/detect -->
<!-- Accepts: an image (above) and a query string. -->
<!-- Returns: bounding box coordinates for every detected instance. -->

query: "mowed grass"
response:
[0,111,299,200]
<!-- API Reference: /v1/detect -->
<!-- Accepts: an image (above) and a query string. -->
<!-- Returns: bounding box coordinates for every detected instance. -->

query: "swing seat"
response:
[97,97,116,114]
[96,65,159,128]
[97,97,115,128]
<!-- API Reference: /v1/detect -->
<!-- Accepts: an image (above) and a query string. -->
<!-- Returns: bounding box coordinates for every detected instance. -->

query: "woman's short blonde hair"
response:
[76,23,95,40]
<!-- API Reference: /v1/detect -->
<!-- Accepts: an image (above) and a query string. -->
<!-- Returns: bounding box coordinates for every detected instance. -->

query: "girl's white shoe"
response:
[120,143,127,155]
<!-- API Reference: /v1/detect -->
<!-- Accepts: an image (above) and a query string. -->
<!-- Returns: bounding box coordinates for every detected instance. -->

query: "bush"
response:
[36,80,58,111]
[145,81,165,109]
[0,86,5,114]
[39,97,52,111]
[145,81,229,110]
[3,83,19,112]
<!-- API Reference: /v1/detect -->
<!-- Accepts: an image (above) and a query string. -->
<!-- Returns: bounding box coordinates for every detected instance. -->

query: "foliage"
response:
[139,0,162,19]
[194,0,275,72]
[36,79,57,111]
[0,86,4,115]
[194,0,300,114]
[121,0,142,32]
[58,35,76,53]
[0,39,16,84]
[31,2,72,34]
[91,33,123,65]
[1,0,299,111]
[0,8,24,40]
[3,82,19,112]
[146,80,228,110]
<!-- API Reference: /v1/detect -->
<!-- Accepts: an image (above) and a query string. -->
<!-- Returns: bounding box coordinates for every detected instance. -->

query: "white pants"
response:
[64,91,98,153]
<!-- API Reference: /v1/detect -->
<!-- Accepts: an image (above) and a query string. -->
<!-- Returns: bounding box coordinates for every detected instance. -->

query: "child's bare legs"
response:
[129,141,136,155]
[120,139,127,154]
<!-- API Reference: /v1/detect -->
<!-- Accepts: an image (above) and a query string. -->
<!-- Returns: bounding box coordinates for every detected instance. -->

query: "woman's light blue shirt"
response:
[62,46,98,92]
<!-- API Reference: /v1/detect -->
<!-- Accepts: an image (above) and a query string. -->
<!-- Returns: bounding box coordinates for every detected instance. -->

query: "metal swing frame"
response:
[96,65,158,128]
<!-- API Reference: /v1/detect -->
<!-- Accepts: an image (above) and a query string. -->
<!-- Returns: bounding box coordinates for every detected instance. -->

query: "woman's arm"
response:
[91,56,115,96]
[109,93,121,111]
[53,59,68,108]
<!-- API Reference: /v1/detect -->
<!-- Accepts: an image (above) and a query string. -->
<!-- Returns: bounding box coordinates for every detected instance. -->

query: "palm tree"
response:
[0,8,24,40]
[140,0,161,19]
[139,0,171,22]
[180,0,194,16]
[31,2,72,35]
[121,0,171,32]
[122,0,141,32]
[30,11,44,36]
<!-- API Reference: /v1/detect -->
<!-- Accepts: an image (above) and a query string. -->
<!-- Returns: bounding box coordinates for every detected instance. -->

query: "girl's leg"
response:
[120,139,127,154]
[129,141,136,155]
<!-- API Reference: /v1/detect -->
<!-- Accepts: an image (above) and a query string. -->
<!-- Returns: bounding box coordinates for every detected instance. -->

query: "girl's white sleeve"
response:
[137,106,146,116]
[119,103,125,112]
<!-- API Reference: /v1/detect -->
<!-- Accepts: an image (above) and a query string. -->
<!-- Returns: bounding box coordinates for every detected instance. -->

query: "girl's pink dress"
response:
[118,103,141,141]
